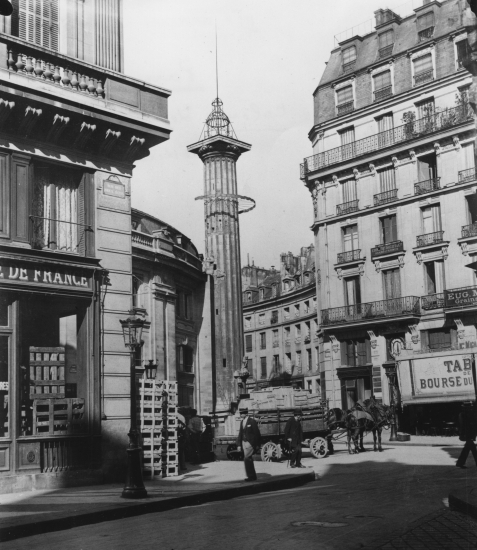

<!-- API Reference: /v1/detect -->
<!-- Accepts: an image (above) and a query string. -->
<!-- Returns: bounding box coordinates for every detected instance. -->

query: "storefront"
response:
[396,350,476,435]
[0,251,103,492]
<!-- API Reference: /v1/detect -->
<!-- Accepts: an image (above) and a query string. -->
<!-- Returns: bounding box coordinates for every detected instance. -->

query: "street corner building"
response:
[241,247,320,394]
[301,0,477,433]
[130,209,213,416]
[0,0,171,492]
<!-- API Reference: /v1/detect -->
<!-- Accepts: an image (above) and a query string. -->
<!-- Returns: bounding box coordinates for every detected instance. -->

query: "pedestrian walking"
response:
[177,413,187,471]
[188,409,203,464]
[456,401,477,469]
[284,409,305,468]
[236,407,261,481]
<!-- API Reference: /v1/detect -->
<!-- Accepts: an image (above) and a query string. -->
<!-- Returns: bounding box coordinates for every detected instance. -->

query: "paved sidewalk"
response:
[0,460,315,543]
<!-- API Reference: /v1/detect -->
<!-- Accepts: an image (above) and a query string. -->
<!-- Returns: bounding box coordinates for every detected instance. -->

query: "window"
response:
[295,324,301,337]
[342,46,357,68]
[462,142,475,173]
[380,215,398,244]
[132,275,143,309]
[344,276,361,306]
[413,54,433,84]
[307,380,313,393]
[0,296,11,439]
[377,113,394,147]
[373,70,391,91]
[246,292,252,302]
[178,345,194,373]
[284,307,290,319]
[342,179,357,203]
[340,338,371,367]
[245,316,251,329]
[383,268,401,299]
[258,313,265,325]
[425,261,445,295]
[177,292,192,320]
[421,205,441,234]
[283,280,291,292]
[315,346,320,369]
[272,284,277,297]
[466,195,477,225]
[294,304,300,317]
[428,328,452,350]
[306,348,312,369]
[313,297,317,310]
[285,353,292,372]
[14,0,59,51]
[417,152,437,182]
[379,29,394,55]
[272,329,278,344]
[340,127,356,160]
[271,310,278,323]
[456,39,471,70]
[260,288,266,300]
[379,166,396,193]
[336,85,353,105]
[417,12,434,41]
[304,301,310,313]
[417,98,435,120]
[260,332,266,350]
[32,165,83,253]
[305,322,311,339]
[296,351,302,373]
[247,358,253,378]
[284,326,291,341]
[245,334,253,352]
[260,357,267,379]
[273,355,280,374]
[178,386,194,408]
[313,319,318,335]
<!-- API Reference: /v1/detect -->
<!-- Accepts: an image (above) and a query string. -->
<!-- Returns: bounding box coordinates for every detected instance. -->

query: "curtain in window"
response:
[383,269,401,299]
[381,215,397,243]
[379,166,396,192]
[345,276,361,306]
[435,260,445,293]
[378,114,394,133]
[342,179,357,202]
[414,54,433,75]
[373,70,391,91]
[337,86,353,105]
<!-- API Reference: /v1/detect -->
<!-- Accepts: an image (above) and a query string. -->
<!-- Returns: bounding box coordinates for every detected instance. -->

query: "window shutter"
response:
[245,335,252,352]
[357,341,367,366]
[390,215,397,241]
[16,0,58,50]
[379,167,396,192]
[340,340,347,365]
[77,174,85,256]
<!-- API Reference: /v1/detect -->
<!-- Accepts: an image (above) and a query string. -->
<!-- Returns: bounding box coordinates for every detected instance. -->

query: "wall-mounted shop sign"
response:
[445,287,477,308]
[0,263,91,289]
[398,353,476,403]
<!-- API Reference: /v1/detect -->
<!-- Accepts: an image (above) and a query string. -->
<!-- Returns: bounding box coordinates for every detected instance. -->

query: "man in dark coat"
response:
[236,408,261,481]
[456,401,477,468]
[284,409,305,468]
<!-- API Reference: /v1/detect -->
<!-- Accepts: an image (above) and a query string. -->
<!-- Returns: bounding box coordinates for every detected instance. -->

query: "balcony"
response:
[337,200,359,216]
[414,177,440,196]
[462,223,477,238]
[374,188,398,206]
[416,231,444,247]
[301,105,473,178]
[414,69,434,86]
[374,86,393,102]
[459,167,476,184]
[418,27,434,42]
[421,293,444,310]
[337,101,354,116]
[337,249,361,264]
[321,296,421,326]
[371,240,404,259]
[378,45,394,58]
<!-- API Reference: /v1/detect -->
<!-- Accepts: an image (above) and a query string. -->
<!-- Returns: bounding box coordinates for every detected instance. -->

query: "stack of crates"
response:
[138,379,179,478]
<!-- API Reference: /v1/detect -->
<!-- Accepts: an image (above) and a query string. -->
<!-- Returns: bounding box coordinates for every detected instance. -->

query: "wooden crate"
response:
[29,347,66,399]
[33,398,85,436]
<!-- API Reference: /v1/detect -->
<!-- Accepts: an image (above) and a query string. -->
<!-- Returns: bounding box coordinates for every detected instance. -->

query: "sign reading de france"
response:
[0,264,89,288]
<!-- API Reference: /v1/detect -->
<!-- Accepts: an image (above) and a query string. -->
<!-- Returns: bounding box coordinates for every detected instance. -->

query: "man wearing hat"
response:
[284,409,305,468]
[236,407,261,481]
[456,401,477,468]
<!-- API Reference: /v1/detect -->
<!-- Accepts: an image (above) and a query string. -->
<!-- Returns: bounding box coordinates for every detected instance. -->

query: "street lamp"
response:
[233,356,251,399]
[119,311,147,499]
[383,363,398,441]
[145,360,158,380]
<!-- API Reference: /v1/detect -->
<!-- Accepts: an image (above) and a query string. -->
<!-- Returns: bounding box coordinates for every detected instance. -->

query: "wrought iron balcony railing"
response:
[337,101,354,116]
[462,223,477,238]
[374,188,398,206]
[374,86,393,102]
[416,231,444,247]
[301,105,472,178]
[458,167,476,184]
[321,296,420,326]
[337,249,361,264]
[371,240,404,259]
[418,27,434,42]
[421,293,445,310]
[414,69,434,86]
[414,177,440,196]
[337,199,359,216]
[30,215,92,255]
[379,44,394,58]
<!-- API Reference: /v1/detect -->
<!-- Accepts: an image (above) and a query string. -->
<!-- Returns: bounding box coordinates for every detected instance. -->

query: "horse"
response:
[349,399,394,453]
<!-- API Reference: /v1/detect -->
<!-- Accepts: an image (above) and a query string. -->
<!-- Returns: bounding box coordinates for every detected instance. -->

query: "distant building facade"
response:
[131,209,213,415]
[301,0,477,431]
[242,247,320,394]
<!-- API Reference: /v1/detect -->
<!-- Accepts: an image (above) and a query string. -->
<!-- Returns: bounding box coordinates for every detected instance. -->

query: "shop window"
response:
[13,0,59,51]
[0,336,9,438]
[260,357,267,379]
[31,165,85,254]
[340,338,371,367]
[245,334,253,352]
[0,294,10,327]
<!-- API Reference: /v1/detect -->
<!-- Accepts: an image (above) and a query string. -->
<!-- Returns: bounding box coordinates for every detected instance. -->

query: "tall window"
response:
[417,12,434,40]
[284,307,290,319]
[466,195,477,225]
[341,338,371,367]
[342,46,357,68]
[425,261,445,295]
[271,310,278,323]
[32,165,83,253]
[295,324,301,337]
[413,54,433,83]
[428,328,451,350]
[380,215,398,244]
[377,113,394,147]
[245,334,253,352]
[344,276,361,306]
[285,353,292,372]
[417,152,437,181]
[383,269,401,299]
[260,332,266,350]
[272,329,278,344]
[273,355,280,374]
[373,70,392,92]
[462,142,475,172]
[417,98,435,120]
[336,85,353,105]
[14,0,59,51]
[305,322,311,339]
[343,225,358,252]
[421,205,441,234]
[379,166,396,193]
[342,179,357,203]
[340,127,356,160]
[177,345,193,373]
[258,313,265,325]
[457,40,471,69]
[245,316,252,329]
[294,304,300,317]
[296,351,302,373]
[284,326,290,341]
[260,357,267,379]
[306,349,312,369]
[247,358,253,378]
[379,29,394,54]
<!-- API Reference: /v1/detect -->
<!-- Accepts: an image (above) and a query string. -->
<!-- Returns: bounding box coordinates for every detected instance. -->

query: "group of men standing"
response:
[236,408,306,481]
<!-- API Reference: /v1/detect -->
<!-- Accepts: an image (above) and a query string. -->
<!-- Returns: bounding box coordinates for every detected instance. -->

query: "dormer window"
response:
[336,86,354,116]
[342,46,357,72]
[378,30,394,58]
[284,280,290,292]
[272,284,277,297]
[247,292,252,302]
[417,12,434,42]
[259,288,265,300]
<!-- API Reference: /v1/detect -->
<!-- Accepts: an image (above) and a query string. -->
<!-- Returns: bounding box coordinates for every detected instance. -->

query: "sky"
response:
[122,0,422,269]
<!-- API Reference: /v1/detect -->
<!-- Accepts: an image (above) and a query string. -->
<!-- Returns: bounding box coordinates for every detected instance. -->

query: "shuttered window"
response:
[340,127,355,145]
[245,334,253,352]
[413,54,433,75]
[381,215,398,243]
[417,98,435,119]
[383,269,401,299]
[377,113,394,133]
[373,70,391,91]
[422,205,441,233]
[344,276,361,306]
[428,329,451,350]
[340,339,370,367]
[342,179,357,203]
[260,357,267,379]
[14,0,59,51]
[337,86,353,105]
[379,166,396,192]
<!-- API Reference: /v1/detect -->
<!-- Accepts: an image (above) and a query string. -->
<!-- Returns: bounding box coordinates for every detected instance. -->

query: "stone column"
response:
[153,281,176,381]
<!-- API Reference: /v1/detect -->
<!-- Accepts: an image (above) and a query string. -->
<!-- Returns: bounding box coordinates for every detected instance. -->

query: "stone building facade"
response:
[242,247,320,395]
[0,0,171,491]
[302,0,477,431]
[131,209,213,416]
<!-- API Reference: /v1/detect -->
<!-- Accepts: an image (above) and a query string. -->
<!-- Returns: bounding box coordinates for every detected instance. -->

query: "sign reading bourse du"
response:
[411,354,474,398]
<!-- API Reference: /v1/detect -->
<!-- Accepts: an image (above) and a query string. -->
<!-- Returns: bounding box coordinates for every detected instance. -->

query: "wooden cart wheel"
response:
[261,441,282,462]
[280,442,293,459]
[310,437,328,459]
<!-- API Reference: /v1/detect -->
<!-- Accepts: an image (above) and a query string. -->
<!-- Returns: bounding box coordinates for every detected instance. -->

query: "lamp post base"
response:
[389,425,398,441]
[121,447,147,499]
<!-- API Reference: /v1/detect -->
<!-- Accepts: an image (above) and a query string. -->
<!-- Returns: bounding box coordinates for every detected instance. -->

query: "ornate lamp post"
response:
[119,311,147,499]
[145,360,158,380]
[233,356,251,399]
[383,363,398,442]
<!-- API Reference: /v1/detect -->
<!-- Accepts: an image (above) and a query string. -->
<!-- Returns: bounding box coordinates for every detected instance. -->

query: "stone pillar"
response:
[153,281,176,381]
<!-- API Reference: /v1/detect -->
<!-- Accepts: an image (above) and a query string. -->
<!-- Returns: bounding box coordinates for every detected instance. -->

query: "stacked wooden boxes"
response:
[138,380,178,478]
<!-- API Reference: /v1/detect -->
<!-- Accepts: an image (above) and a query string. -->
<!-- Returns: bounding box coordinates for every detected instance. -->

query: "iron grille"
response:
[416,231,444,247]
[418,27,434,42]
[336,200,359,216]
[373,188,398,206]
[378,44,394,58]
[462,223,477,238]
[414,69,434,86]
[374,86,393,101]
[337,249,361,264]
[337,101,354,116]
[371,240,403,258]
[421,293,444,310]
[414,177,440,196]
[458,167,476,184]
